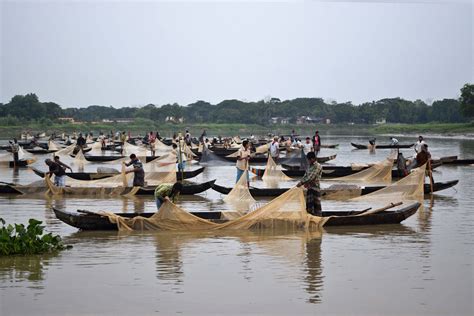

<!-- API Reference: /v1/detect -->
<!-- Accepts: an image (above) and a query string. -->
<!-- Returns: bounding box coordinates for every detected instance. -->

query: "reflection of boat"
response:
[211,180,459,197]
[30,167,206,181]
[52,202,420,230]
[351,142,414,149]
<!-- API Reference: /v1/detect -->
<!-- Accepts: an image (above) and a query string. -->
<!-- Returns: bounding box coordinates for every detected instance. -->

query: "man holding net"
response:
[296,152,323,216]
[124,154,145,187]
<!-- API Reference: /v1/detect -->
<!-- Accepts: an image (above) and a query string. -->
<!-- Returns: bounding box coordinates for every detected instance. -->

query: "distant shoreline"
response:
[0,122,473,139]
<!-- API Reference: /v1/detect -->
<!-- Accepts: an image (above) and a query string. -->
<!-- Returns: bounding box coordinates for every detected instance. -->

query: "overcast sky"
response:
[1,0,472,108]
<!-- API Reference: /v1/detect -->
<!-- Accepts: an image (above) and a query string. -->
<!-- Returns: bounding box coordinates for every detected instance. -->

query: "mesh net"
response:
[351,163,426,203]
[262,156,293,183]
[199,147,233,166]
[256,143,270,154]
[101,186,328,232]
[223,170,256,211]
[48,140,60,151]
[327,158,393,184]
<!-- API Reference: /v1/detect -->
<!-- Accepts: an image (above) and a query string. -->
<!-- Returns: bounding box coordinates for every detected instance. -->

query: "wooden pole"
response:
[427,159,434,194]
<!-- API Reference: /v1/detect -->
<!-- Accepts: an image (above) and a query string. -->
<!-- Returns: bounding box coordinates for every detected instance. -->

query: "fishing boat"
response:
[351,143,414,149]
[0,180,216,196]
[31,167,206,181]
[211,180,458,197]
[219,154,337,164]
[76,155,159,162]
[52,202,420,231]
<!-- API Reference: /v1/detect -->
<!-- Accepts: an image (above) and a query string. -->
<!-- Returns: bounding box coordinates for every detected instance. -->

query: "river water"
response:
[0,135,472,315]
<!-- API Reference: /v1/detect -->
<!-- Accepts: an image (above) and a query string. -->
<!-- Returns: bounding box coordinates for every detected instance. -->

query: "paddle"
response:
[357,202,403,216]
[427,159,434,194]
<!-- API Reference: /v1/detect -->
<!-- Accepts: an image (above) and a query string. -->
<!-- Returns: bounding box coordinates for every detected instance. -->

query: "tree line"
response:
[1,84,472,126]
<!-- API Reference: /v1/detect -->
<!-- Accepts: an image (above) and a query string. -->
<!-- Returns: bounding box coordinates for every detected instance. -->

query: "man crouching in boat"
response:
[296,152,323,216]
[154,183,183,210]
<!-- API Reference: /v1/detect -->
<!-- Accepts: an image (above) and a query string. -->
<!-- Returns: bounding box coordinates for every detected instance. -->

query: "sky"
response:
[1,0,472,108]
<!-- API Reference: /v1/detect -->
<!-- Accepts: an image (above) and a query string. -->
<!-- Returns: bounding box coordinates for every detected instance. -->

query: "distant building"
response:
[102,118,135,123]
[165,116,184,123]
[270,117,290,124]
[58,117,75,123]
[296,116,323,125]
[375,118,386,125]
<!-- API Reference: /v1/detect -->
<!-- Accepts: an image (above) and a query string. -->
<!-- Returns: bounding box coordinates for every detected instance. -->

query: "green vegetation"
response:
[460,83,474,118]
[0,83,472,135]
[0,218,71,256]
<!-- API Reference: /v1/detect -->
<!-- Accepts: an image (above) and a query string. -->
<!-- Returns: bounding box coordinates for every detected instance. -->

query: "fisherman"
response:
[414,135,426,154]
[297,152,323,216]
[390,137,399,146]
[313,131,321,155]
[76,133,86,151]
[154,182,183,210]
[124,154,145,187]
[396,152,408,178]
[45,158,67,187]
[119,131,127,155]
[54,155,73,173]
[302,137,314,155]
[269,136,280,162]
[415,144,431,167]
[236,140,251,183]
[185,130,191,146]
[9,138,20,167]
[98,132,106,150]
[149,131,156,157]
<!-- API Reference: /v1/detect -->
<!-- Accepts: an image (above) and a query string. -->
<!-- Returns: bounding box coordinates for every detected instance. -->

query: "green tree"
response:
[460,83,474,118]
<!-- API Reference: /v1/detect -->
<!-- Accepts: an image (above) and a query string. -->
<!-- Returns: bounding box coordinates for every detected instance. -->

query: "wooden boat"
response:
[52,202,420,231]
[31,167,206,181]
[25,148,58,154]
[0,179,215,196]
[78,155,159,162]
[320,144,339,149]
[135,180,215,196]
[441,158,474,165]
[252,163,441,180]
[220,154,336,164]
[8,159,34,168]
[211,180,458,197]
[351,142,414,149]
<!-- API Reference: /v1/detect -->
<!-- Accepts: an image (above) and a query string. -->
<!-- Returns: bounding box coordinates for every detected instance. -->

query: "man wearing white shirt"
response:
[415,136,426,153]
[302,137,314,155]
[269,137,280,162]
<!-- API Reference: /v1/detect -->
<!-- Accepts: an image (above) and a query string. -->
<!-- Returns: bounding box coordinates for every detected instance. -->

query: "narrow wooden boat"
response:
[52,202,420,231]
[251,164,440,180]
[211,180,458,197]
[0,179,215,196]
[31,166,205,181]
[135,180,216,196]
[8,159,34,168]
[220,154,336,164]
[25,148,58,154]
[441,158,474,165]
[320,144,339,149]
[78,155,159,162]
[351,142,414,149]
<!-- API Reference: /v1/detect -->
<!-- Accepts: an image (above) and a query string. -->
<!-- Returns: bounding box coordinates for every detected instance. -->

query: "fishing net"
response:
[280,149,308,170]
[48,140,60,151]
[327,158,393,184]
[262,156,292,183]
[199,147,233,166]
[223,170,256,212]
[351,163,426,202]
[256,143,270,154]
[101,186,328,232]
[55,143,76,156]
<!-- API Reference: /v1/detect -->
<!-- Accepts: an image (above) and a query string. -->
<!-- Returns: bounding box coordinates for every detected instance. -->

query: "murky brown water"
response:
[0,135,472,315]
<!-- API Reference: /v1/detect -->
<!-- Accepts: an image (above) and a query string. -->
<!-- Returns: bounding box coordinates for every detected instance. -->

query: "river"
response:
[0,135,472,315]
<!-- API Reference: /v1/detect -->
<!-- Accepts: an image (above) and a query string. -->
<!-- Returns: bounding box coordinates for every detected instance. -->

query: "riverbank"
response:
[0,121,473,138]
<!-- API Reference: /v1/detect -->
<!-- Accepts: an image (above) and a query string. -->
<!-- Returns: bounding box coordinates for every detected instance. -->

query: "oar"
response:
[0,181,15,186]
[357,202,403,216]
[427,159,434,194]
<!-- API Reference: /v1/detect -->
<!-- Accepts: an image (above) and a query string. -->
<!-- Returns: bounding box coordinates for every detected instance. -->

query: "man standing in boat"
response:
[9,138,20,167]
[236,140,251,184]
[269,136,280,162]
[312,131,321,155]
[415,135,426,154]
[297,152,323,216]
[124,154,145,187]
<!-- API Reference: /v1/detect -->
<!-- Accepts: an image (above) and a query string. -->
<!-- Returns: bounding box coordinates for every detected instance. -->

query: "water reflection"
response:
[154,233,184,286]
[304,232,323,304]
